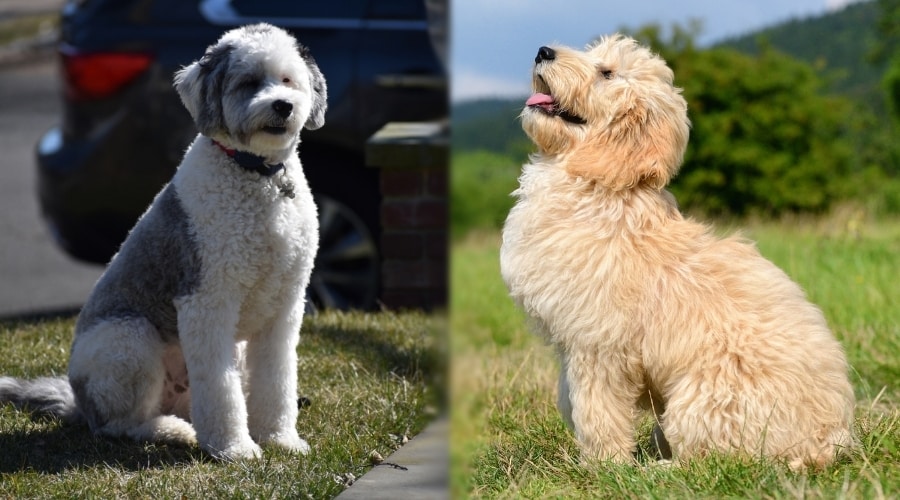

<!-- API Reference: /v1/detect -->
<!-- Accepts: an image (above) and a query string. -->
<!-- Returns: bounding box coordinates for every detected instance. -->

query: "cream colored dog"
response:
[500,35,855,470]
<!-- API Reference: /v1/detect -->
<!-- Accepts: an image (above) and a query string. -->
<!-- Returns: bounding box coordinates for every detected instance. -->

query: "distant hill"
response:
[451,98,529,157]
[452,98,525,124]
[453,1,890,152]
[718,0,886,110]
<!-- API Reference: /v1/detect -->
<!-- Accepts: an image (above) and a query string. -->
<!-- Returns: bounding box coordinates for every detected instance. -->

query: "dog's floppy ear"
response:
[565,96,689,191]
[173,43,234,135]
[299,46,328,130]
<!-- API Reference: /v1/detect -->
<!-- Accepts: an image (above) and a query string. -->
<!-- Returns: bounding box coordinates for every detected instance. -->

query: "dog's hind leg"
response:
[69,317,196,445]
[557,363,574,430]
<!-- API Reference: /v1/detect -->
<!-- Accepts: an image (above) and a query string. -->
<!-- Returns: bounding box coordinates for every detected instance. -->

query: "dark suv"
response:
[36,0,447,310]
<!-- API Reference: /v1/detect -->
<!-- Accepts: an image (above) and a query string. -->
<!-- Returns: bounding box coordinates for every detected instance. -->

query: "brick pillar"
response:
[366,122,448,310]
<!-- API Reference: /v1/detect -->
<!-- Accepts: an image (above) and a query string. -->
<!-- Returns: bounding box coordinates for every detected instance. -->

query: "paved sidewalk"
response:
[337,416,448,500]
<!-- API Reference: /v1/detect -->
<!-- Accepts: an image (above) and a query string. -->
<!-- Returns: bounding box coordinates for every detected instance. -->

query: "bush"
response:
[677,48,855,214]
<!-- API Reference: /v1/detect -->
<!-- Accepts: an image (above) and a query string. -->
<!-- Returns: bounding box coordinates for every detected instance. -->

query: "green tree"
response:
[877,0,900,123]
[872,0,900,214]
[628,25,855,215]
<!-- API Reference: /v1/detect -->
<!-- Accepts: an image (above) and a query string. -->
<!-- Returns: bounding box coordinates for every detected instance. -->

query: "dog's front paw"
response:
[205,438,263,461]
[259,430,310,455]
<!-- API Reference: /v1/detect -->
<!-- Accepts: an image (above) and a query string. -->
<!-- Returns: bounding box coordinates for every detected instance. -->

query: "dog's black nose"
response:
[272,100,293,118]
[535,46,556,64]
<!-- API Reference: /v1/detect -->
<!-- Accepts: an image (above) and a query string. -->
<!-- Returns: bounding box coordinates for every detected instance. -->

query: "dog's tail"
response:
[0,376,83,424]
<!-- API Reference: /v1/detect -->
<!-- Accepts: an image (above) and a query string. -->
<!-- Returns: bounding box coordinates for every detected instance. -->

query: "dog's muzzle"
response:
[535,46,556,64]
[262,100,293,134]
[527,47,586,125]
[526,92,586,125]
[272,99,293,119]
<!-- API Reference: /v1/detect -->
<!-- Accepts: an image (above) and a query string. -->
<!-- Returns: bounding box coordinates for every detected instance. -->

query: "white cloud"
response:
[825,0,862,11]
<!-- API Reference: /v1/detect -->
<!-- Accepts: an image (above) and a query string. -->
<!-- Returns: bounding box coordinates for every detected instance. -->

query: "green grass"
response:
[0,310,442,498]
[451,218,900,498]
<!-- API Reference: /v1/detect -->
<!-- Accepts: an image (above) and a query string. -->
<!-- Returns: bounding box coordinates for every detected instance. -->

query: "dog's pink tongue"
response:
[526,93,554,106]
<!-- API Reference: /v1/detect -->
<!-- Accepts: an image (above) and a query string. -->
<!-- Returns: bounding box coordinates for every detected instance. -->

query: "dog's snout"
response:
[535,46,556,64]
[272,100,293,118]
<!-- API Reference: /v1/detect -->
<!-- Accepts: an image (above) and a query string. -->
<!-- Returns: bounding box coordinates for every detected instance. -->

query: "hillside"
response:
[718,0,886,110]
[451,98,528,156]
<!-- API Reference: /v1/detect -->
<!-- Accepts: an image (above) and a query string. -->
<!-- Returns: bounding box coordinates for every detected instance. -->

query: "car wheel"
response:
[307,194,380,311]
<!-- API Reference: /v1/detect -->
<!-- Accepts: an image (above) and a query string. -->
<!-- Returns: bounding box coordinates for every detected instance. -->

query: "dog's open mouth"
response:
[263,125,288,135]
[526,92,586,125]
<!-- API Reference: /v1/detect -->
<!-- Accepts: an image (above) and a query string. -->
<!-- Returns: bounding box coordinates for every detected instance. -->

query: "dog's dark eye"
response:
[282,77,291,84]
[601,69,614,80]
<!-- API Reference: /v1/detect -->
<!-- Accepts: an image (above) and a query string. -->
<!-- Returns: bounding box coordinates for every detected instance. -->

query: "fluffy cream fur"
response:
[500,35,855,470]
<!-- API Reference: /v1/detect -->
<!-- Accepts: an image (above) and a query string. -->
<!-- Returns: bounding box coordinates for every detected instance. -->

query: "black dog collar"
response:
[211,139,295,198]
[212,139,285,177]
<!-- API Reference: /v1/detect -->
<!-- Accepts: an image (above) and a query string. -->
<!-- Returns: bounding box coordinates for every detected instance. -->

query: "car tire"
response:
[307,194,380,311]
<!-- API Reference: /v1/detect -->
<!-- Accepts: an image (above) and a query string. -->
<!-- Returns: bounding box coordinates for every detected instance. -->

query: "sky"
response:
[451,0,864,102]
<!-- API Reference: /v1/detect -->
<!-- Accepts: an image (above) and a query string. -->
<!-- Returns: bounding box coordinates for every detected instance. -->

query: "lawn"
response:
[451,217,900,498]
[0,310,443,498]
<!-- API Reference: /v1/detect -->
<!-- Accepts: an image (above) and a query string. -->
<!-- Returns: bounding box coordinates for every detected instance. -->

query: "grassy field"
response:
[0,310,442,498]
[451,217,900,498]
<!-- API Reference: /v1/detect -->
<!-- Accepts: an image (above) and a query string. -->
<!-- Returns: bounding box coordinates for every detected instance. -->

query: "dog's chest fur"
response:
[501,162,682,345]
[175,138,318,334]
[502,166,618,337]
[75,137,317,345]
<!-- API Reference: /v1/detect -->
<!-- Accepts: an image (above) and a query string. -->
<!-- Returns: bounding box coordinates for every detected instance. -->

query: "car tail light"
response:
[61,46,153,100]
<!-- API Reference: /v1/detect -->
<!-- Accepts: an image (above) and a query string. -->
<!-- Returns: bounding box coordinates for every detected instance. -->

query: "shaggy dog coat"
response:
[0,24,326,461]
[500,35,855,470]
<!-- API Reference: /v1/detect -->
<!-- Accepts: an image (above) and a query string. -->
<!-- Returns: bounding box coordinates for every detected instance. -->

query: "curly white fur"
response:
[501,35,855,470]
[0,23,326,461]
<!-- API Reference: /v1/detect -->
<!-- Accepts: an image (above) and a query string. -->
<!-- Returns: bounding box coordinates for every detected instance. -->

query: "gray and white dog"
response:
[0,23,326,460]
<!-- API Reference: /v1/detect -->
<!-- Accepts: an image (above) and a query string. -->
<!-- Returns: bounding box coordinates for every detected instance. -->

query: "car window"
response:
[367,0,427,20]
[229,0,368,18]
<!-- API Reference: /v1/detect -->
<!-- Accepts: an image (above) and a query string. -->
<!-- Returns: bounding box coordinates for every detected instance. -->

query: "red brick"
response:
[380,288,447,310]
[427,261,447,286]
[380,170,425,198]
[381,260,445,288]
[379,290,418,309]
[381,201,415,229]
[424,232,448,259]
[381,232,424,259]
[426,287,448,307]
[415,200,447,229]
[381,260,426,288]
[425,169,448,196]
[381,200,448,230]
